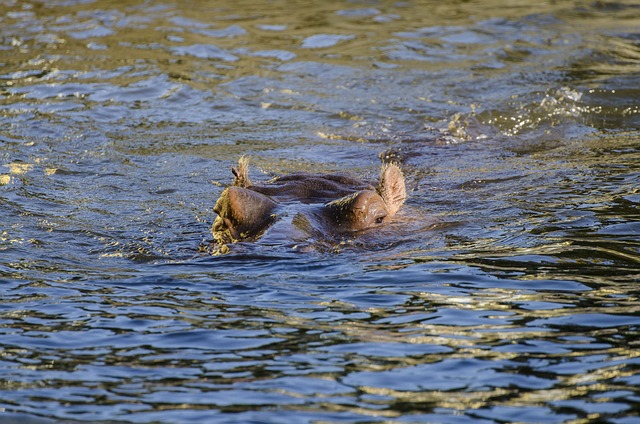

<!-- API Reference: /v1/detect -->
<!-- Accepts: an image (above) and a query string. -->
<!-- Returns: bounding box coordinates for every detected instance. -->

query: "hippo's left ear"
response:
[377,164,406,217]
[231,156,251,188]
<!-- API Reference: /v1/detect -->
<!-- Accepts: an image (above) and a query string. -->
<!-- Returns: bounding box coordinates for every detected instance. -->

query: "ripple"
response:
[301,34,356,49]
[343,358,555,391]
[192,25,247,38]
[1,0,639,422]
[170,44,239,61]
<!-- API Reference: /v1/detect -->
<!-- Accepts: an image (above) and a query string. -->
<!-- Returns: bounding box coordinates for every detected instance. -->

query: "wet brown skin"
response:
[212,157,406,252]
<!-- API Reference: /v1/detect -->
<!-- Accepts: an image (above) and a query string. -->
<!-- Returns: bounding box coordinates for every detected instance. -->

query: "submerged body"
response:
[211,157,406,253]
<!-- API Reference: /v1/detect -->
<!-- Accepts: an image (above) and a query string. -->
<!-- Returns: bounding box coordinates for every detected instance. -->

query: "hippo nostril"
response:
[223,218,237,233]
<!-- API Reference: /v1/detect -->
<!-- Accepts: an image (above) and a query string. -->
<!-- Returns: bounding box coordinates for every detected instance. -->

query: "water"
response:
[1,0,639,422]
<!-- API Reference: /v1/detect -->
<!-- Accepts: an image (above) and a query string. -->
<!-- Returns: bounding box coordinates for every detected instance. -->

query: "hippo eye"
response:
[374,215,386,224]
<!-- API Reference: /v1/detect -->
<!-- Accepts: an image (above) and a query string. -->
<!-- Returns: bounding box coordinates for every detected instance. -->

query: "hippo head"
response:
[211,157,406,252]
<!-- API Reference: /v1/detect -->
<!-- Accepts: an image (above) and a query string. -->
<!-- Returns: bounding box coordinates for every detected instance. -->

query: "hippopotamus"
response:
[211,157,406,253]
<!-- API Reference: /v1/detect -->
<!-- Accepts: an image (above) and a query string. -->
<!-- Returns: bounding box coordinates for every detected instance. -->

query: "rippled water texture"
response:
[1,0,639,422]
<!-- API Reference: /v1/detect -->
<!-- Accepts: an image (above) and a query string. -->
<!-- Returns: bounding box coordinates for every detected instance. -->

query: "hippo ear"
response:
[377,164,406,217]
[231,156,251,188]
[213,186,276,239]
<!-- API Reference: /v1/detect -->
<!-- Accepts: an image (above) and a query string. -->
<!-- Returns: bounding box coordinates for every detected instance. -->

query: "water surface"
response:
[1,0,639,422]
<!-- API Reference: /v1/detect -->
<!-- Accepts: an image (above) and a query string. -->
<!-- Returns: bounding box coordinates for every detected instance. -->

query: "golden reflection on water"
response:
[5,0,639,91]
[2,0,640,422]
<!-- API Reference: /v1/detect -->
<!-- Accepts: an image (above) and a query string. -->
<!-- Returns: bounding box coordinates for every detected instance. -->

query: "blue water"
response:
[1,0,639,422]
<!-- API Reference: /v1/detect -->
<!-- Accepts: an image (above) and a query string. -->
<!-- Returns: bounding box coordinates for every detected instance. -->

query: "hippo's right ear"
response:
[231,156,251,188]
[377,163,406,217]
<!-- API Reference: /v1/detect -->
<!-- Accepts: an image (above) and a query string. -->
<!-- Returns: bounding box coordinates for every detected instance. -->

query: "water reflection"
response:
[2,262,638,422]
[1,0,640,422]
